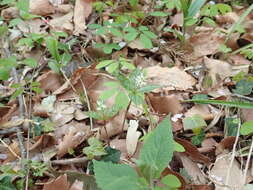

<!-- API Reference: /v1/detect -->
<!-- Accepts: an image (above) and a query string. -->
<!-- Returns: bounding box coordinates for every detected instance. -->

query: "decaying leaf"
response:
[29,0,55,16]
[146,66,197,92]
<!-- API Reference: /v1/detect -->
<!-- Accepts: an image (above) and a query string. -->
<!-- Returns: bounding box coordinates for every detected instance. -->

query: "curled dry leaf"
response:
[57,121,91,157]
[49,11,74,34]
[29,0,55,16]
[215,136,236,155]
[175,138,211,165]
[146,66,196,92]
[204,57,232,85]
[43,174,70,190]
[175,152,207,185]
[37,71,63,93]
[209,152,245,190]
[184,105,214,120]
[73,0,93,35]
[147,93,183,115]
[1,7,19,20]
[189,32,225,58]
[126,120,141,156]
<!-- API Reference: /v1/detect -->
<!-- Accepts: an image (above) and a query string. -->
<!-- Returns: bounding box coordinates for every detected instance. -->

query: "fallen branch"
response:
[50,157,89,165]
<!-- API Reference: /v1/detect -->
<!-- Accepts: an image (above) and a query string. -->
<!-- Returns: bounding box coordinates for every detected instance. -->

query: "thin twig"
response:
[0,138,21,159]
[242,138,253,186]
[80,79,93,130]
[224,119,241,190]
[50,157,88,165]
[121,100,131,133]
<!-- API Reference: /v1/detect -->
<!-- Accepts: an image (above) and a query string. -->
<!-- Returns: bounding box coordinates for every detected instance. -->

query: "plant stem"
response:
[121,100,132,133]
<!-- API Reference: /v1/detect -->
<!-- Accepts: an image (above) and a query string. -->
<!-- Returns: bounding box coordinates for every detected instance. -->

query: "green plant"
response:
[93,117,183,190]
[83,137,107,159]
[89,20,157,53]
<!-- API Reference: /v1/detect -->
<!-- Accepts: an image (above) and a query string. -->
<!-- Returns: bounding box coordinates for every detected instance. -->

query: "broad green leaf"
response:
[0,26,8,36]
[104,81,119,88]
[109,28,122,37]
[101,147,121,163]
[100,89,117,100]
[185,99,253,109]
[9,18,22,27]
[139,117,175,178]
[124,31,138,41]
[240,120,253,136]
[93,161,141,190]
[225,117,240,137]
[203,17,216,27]
[150,11,169,17]
[10,88,24,100]
[48,60,60,73]
[88,24,102,29]
[45,37,60,62]
[120,61,136,70]
[138,26,148,31]
[188,0,206,18]
[183,115,207,132]
[161,174,181,188]
[115,91,129,109]
[142,31,157,39]
[216,3,232,15]
[233,79,253,95]
[140,34,153,49]
[61,53,72,66]
[22,58,37,68]
[185,17,198,26]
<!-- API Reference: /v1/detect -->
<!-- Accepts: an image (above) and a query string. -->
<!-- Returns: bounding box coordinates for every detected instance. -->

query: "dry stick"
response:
[80,79,93,130]
[242,139,253,186]
[121,100,132,133]
[224,120,241,190]
[0,138,21,159]
[50,156,88,165]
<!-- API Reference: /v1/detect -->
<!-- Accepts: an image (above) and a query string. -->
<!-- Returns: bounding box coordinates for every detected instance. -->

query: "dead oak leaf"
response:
[146,66,196,92]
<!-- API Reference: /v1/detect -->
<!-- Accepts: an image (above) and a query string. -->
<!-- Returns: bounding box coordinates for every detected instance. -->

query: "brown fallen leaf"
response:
[184,105,213,120]
[242,108,253,122]
[69,180,83,190]
[175,138,211,166]
[73,0,93,35]
[146,66,196,92]
[29,0,55,16]
[147,93,183,115]
[43,174,70,190]
[1,7,19,20]
[49,11,74,34]
[189,31,225,58]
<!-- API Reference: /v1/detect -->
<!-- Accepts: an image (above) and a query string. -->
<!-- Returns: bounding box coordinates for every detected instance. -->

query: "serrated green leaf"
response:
[161,174,181,188]
[139,117,175,178]
[183,115,207,131]
[240,120,253,136]
[140,34,153,49]
[93,161,140,190]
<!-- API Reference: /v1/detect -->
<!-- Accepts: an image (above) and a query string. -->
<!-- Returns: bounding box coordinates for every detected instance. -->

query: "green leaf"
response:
[101,147,121,163]
[139,117,175,178]
[120,60,136,70]
[100,89,117,100]
[185,17,198,26]
[233,79,253,95]
[124,31,138,41]
[175,142,185,152]
[185,99,253,109]
[138,85,160,93]
[129,0,138,7]
[216,3,232,15]
[161,174,181,188]
[150,11,169,17]
[48,60,60,73]
[140,34,153,49]
[10,88,24,100]
[93,161,141,190]
[9,18,22,27]
[188,0,206,18]
[0,25,8,36]
[115,91,129,109]
[142,31,157,39]
[183,115,207,132]
[96,60,114,69]
[109,28,122,37]
[106,62,118,73]
[240,120,253,136]
[22,58,37,68]
[61,53,72,66]
[83,137,107,159]
[45,37,60,62]
[0,176,17,190]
